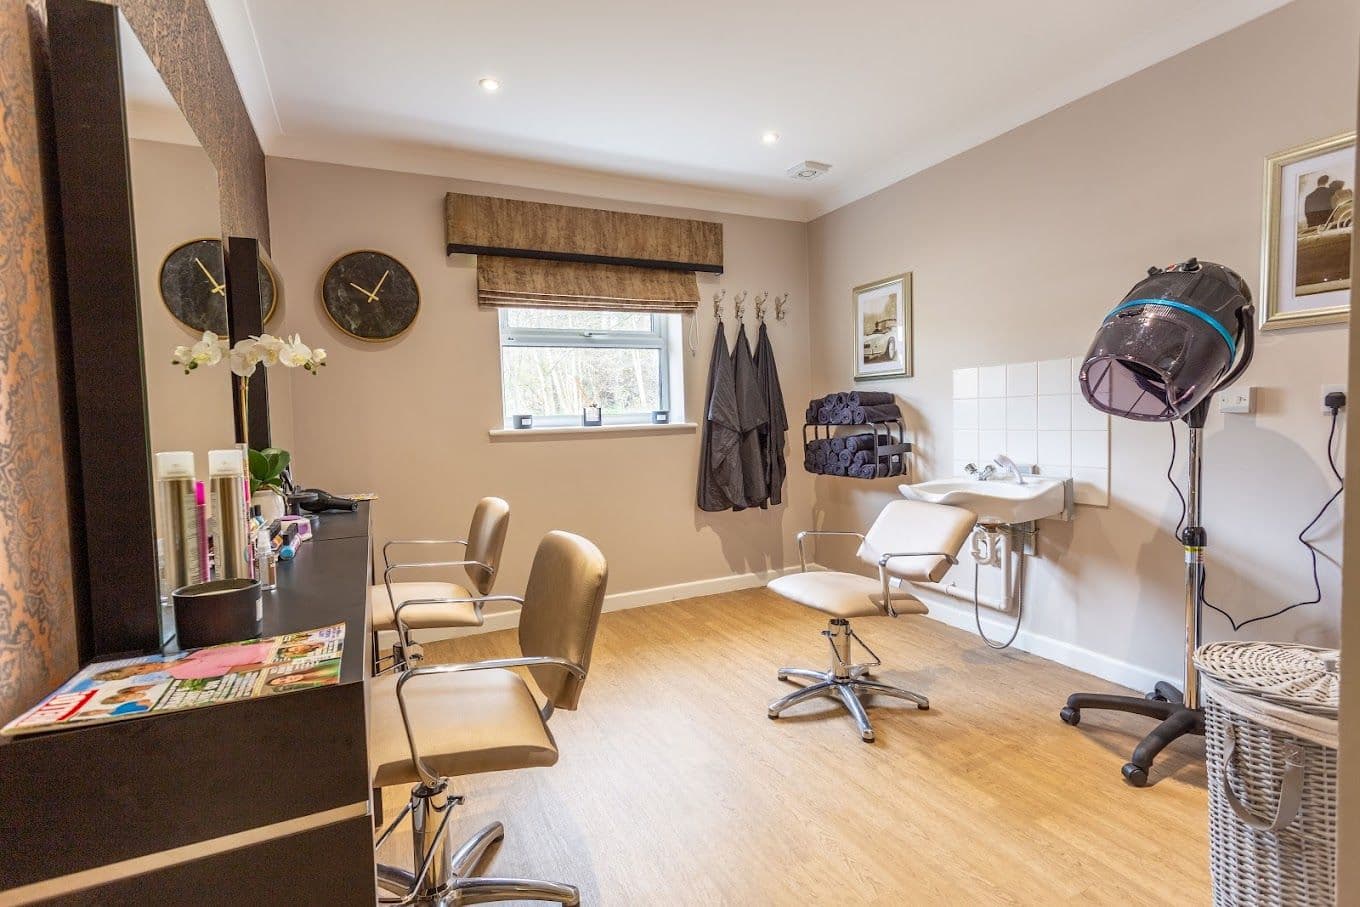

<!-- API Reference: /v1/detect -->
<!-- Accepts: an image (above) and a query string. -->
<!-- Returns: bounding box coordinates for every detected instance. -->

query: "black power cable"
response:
[1166,406,1345,632]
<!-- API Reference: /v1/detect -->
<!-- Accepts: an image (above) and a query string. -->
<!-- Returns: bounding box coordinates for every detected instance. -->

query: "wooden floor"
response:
[378,588,1210,905]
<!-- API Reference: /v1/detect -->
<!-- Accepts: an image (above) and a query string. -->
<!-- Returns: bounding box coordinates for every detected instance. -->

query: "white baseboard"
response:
[397,563,812,645]
[915,594,1167,693]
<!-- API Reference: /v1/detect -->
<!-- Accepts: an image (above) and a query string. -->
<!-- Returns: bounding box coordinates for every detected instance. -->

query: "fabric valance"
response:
[476,255,698,313]
[446,192,723,274]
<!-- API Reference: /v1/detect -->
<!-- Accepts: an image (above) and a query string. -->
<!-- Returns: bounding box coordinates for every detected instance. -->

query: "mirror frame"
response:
[48,0,269,659]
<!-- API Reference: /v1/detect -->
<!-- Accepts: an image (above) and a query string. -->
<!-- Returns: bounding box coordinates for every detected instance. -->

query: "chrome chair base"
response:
[377,782,580,906]
[767,618,928,743]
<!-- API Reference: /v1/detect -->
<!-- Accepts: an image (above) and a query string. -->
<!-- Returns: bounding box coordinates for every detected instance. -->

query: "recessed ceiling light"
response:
[478,77,501,93]
[761,130,780,145]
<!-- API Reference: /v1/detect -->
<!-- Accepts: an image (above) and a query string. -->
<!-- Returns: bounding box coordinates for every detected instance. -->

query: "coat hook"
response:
[754,291,769,321]
[733,290,748,322]
[774,293,789,321]
[713,289,726,321]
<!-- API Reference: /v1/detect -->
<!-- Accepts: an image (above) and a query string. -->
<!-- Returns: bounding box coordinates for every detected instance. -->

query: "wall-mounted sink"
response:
[900,475,1071,525]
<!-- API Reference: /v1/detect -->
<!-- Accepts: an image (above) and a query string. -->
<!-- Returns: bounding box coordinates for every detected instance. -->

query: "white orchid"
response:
[171,331,229,374]
[176,331,326,379]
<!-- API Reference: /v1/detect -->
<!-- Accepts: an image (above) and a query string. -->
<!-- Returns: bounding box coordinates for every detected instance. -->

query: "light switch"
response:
[1218,386,1255,414]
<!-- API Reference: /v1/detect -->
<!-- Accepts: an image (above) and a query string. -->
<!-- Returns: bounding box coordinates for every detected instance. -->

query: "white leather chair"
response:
[370,530,608,906]
[372,497,511,670]
[766,499,977,742]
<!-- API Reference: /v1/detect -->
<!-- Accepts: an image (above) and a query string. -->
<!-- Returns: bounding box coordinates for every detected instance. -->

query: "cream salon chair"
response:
[369,529,608,906]
[373,497,512,671]
[766,499,977,742]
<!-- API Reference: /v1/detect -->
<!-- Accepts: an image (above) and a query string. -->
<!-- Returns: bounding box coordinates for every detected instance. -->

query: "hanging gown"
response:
[754,322,787,507]
[731,323,769,510]
[697,322,745,511]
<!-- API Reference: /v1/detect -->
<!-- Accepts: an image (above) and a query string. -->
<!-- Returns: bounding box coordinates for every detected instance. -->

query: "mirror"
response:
[119,13,235,645]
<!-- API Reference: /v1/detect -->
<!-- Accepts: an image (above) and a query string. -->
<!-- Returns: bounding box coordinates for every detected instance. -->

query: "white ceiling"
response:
[206,0,1290,221]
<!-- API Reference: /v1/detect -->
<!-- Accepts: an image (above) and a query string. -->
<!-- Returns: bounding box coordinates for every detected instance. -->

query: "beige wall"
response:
[265,156,812,598]
[806,0,1358,686]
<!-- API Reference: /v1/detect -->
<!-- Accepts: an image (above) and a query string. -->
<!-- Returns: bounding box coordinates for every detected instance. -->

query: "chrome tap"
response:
[993,454,1026,484]
[965,462,997,481]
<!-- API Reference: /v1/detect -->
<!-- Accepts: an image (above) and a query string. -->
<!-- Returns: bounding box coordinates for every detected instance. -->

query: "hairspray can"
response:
[154,452,201,600]
[208,449,254,581]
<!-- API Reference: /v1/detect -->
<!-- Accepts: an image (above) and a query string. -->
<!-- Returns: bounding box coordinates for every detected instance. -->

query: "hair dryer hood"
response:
[1080,260,1253,422]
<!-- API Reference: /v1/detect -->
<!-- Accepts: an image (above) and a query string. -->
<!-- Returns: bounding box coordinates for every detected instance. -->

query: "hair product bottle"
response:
[209,449,254,581]
[154,452,201,600]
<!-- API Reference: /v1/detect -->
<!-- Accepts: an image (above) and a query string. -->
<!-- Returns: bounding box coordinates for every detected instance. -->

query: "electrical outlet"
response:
[1322,385,1346,413]
[1218,386,1254,414]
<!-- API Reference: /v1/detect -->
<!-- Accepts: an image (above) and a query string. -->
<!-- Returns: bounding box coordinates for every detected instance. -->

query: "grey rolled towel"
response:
[830,437,846,453]
[850,450,874,467]
[838,449,852,466]
[850,404,901,424]
[849,391,894,407]
[826,464,848,477]
[843,432,890,453]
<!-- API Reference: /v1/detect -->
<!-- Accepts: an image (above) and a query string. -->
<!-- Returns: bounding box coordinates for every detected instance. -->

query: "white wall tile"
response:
[1005,361,1037,397]
[978,397,1006,430]
[1072,396,1108,430]
[978,365,1006,397]
[1037,395,1071,430]
[1005,430,1037,464]
[953,367,978,399]
[978,430,1006,461]
[1072,430,1109,468]
[1036,463,1073,479]
[953,398,979,430]
[1037,430,1072,465]
[1006,396,1037,430]
[1072,357,1084,394]
[954,430,979,465]
[1037,358,1071,395]
[1072,467,1109,506]
[952,460,974,477]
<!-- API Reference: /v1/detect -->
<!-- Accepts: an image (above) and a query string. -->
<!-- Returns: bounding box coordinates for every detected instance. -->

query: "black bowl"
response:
[171,578,262,649]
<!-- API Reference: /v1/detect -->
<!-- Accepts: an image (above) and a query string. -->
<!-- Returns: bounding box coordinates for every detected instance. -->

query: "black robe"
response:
[754,322,787,506]
[697,322,744,511]
[731,324,769,510]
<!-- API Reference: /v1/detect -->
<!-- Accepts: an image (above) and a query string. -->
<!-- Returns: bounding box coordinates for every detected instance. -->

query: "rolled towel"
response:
[837,449,852,466]
[836,407,854,425]
[849,391,894,407]
[805,406,817,424]
[826,464,848,477]
[843,432,890,453]
[850,450,874,467]
[850,404,901,424]
[830,437,846,453]
[833,392,851,406]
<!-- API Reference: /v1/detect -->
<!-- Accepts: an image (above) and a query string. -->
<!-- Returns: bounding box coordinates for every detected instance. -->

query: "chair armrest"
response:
[392,594,525,643]
[382,538,468,569]
[794,530,867,573]
[874,550,959,617]
[394,656,586,786]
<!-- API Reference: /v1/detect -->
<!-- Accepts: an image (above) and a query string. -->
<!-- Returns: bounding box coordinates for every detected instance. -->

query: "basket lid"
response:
[1195,642,1339,716]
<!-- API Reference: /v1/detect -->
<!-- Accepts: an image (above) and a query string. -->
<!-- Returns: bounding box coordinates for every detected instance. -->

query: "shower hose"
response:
[972,527,1028,650]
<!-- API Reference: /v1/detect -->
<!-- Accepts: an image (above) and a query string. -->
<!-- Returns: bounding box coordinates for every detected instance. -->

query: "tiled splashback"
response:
[952,358,1110,506]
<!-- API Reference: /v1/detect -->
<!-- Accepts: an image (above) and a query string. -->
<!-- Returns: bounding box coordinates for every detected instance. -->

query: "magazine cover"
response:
[2,623,346,737]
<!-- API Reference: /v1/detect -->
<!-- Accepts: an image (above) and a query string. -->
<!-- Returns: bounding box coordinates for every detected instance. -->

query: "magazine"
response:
[2,623,346,737]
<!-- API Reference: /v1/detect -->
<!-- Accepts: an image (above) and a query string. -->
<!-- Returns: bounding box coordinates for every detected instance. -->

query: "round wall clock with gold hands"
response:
[159,237,278,334]
[321,250,419,341]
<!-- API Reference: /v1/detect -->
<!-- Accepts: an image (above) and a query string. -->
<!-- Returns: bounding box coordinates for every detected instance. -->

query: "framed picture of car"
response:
[1260,131,1354,330]
[852,272,912,380]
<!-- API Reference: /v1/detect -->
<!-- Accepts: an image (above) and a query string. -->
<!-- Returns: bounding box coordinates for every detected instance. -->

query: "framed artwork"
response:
[1260,131,1354,330]
[852,272,912,380]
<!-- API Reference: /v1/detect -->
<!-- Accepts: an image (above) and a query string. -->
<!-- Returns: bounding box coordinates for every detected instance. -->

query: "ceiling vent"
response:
[786,160,831,181]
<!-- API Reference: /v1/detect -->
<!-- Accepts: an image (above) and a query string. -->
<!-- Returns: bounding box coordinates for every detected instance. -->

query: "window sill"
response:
[488,422,698,441]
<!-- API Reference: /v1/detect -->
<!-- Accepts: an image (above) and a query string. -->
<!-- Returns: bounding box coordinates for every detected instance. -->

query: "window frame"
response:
[498,308,673,428]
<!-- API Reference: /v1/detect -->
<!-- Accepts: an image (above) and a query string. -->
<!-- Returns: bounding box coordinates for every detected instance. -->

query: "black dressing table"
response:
[0,504,379,905]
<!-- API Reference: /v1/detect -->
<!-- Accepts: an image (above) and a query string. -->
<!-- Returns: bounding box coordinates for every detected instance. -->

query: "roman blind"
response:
[446,193,722,313]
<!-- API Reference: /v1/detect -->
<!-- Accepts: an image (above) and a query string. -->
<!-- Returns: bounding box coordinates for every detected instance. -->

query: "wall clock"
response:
[321,250,420,341]
[159,238,278,335]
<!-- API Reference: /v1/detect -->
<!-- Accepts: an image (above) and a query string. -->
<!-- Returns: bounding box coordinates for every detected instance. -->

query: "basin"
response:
[899,475,1070,525]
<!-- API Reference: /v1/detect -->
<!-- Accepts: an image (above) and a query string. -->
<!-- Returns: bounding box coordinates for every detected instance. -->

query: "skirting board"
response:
[912,591,1167,694]
[395,563,814,646]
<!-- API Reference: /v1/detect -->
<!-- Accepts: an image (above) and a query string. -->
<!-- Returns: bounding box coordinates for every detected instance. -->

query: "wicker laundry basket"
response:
[1195,642,1339,907]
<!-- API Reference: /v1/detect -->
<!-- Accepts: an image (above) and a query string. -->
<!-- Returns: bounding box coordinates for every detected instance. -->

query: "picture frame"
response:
[852,272,912,381]
[1260,131,1354,331]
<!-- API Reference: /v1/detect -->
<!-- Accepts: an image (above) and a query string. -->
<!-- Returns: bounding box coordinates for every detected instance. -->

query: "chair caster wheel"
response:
[1059,706,1080,726]
[860,732,875,743]
[767,710,779,720]
[776,672,787,681]
[1121,763,1149,787]
[1145,690,1168,702]
[917,701,930,711]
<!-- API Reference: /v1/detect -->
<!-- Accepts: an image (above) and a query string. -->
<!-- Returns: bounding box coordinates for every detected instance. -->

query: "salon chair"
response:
[369,529,608,906]
[766,499,976,742]
[372,497,512,672]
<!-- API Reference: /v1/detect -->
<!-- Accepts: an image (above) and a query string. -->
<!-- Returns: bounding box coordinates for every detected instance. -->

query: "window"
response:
[499,308,675,427]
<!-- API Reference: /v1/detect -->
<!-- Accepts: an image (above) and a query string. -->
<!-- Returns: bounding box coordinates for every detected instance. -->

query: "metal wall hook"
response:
[712,289,726,321]
[733,290,748,322]
[754,291,769,321]
[775,293,789,321]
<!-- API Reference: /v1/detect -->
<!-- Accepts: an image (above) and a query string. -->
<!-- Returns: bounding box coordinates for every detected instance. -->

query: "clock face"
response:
[321,250,420,341]
[159,238,278,334]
